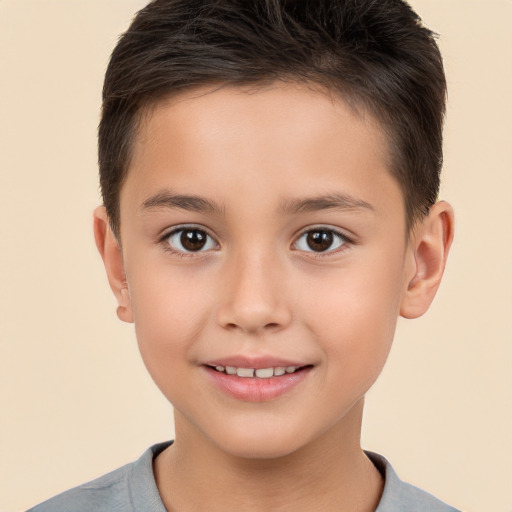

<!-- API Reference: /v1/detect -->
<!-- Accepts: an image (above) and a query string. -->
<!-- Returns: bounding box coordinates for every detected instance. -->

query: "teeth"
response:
[255,367,274,378]
[237,367,255,378]
[213,365,301,378]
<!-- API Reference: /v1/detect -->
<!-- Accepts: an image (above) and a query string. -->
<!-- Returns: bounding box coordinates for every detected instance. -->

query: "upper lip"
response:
[203,355,309,369]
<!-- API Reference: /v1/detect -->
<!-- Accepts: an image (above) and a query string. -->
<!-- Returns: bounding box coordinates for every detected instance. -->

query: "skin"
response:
[94,83,454,512]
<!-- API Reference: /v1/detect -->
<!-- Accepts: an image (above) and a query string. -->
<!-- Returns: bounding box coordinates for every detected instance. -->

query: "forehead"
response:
[123,82,403,225]
[134,82,388,159]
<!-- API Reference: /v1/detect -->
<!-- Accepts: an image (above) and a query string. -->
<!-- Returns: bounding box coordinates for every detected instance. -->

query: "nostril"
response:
[223,321,281,333]
[217,300,292,334]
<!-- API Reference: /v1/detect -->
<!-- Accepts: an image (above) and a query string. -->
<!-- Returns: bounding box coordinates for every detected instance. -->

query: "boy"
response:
[29,0,458,510]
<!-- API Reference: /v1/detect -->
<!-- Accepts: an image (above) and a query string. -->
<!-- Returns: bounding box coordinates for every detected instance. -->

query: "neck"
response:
[154,399,383,512]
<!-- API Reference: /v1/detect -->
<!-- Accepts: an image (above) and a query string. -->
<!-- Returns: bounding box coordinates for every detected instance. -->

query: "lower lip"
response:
[203,366,312,402]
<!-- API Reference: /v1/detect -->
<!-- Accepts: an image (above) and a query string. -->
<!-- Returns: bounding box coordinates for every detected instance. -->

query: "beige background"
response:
[1,1,511,511]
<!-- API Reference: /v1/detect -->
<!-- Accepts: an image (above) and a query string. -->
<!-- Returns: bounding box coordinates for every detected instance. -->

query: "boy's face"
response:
[111,83,417,458]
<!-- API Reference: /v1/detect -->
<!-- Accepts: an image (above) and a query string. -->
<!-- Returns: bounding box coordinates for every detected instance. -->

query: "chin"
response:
[218,438,302,460]
[206,421,314,460]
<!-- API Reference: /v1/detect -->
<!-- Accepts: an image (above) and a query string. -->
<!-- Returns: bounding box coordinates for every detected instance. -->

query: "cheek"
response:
[127,265,214,377]
[299,255,406,380]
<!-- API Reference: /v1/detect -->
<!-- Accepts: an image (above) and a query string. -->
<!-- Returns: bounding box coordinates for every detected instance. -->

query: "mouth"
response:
[207,364,309,379]
[202,361,313,402]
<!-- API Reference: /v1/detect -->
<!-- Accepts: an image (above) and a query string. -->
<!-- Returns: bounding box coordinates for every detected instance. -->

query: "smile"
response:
[212,365,301,378]
[204,362,313,401]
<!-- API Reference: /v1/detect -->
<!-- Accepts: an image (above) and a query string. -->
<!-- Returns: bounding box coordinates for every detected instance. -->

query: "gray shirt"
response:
[28,442,460,511]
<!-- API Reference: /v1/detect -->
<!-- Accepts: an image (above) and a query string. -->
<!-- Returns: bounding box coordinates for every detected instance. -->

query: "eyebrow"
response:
[279,193,374,215]
[140,191,373,216]
[140,191,224,214]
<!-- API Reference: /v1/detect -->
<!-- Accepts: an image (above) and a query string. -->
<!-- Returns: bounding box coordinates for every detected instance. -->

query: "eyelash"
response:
[159,225,218,258]
[159,225,353,257]
[292,226,352,256]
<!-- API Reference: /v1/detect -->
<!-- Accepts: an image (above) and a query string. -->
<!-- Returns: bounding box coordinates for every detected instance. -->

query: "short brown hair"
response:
[99,0,446,237]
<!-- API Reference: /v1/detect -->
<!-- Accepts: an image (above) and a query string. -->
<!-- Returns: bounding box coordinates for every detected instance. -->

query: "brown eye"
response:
[182,229,207,251]
[306,231,333,251]
[167,228,216,253]
[295,229,346,253]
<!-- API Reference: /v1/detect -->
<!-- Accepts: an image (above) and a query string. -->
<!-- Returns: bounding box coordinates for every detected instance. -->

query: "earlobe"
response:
[93,206,134,323]
[400,201,454,319]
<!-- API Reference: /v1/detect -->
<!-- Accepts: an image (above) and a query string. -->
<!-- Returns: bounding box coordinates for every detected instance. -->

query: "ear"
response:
[400,201,454,319]
[93,206,133,323]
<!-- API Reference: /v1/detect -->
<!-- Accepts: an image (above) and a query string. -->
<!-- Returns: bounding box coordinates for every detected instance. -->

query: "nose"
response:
[216,249,292,335]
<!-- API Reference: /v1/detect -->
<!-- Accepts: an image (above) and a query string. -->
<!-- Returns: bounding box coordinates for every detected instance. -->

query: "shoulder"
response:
[27,464,130,512]
[27,442,171,512]
[366,452,461,512]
